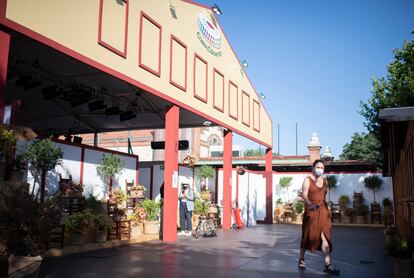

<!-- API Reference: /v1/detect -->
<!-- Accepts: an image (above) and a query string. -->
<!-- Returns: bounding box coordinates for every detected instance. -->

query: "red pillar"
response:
[0,30,10,122]
[264,148,273,224]
[222,130,232,229]
[162,105,179,242]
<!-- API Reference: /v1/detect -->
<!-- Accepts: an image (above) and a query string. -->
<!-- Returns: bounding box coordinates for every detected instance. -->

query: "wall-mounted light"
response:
[260,93,266,100]
[203,120,212,126]
[212,4,222,15]
[241,60,248,68]
[120,110,136,121]
[88,99,107,112]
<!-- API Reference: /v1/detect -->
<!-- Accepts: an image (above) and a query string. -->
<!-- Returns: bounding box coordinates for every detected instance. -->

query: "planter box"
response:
[342,215,352,224]
[355,216,366,224]
[131,222,144,238]
[94,230,107,243]
[144,221,159,234]
[67,232,84,245]
[393,258,413,278]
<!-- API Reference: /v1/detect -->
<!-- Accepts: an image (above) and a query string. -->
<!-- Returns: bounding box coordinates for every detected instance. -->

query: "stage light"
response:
[88,99,107,111]
[22,79,42,91]
[105,106,121,116]
[42,84,60,100]
[120,110,136,121]
[73,136,83,144]
[15,75,32,87]
[212,4,222,15]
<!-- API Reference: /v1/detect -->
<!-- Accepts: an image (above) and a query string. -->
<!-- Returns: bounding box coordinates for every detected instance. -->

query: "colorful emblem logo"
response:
[197,13,222,57]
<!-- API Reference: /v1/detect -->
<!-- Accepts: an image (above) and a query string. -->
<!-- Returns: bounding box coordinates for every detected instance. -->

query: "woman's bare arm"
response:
[302,177,316,210]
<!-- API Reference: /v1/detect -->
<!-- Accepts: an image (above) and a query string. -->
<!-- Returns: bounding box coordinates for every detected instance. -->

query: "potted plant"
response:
[142,199,160,234]
[363,175,383,204]
[26,138,63,203]
[354,204,368,224]
[61,181,84,197]
[92,214,112,243]
[130,184,147,198]
[195,165,215,190]
[343,207,353,224]
[0,182,59,277]
[113,188,127,209]
[385,236,413,278]
[279,176,293,203]
[338,195,350,210]
[96,154,125,201]
[293,201,304,221]
[129,205,146,238]
[326,175,337,205]
[64,210,93,245]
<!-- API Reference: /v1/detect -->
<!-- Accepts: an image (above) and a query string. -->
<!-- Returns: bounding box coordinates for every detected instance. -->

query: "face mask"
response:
[314,168,324,176]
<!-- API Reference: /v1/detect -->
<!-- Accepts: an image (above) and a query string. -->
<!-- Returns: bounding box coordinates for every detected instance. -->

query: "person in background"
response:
[298,159,340,275]
[159,182,164,239]
[178,183,194,236]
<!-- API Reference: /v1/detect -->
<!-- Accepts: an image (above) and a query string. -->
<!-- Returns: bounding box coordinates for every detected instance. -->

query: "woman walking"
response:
[299,159,340,275]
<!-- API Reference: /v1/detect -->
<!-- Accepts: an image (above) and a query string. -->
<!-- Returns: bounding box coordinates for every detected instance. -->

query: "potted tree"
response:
[363,175,383,204]
[64,210,93,245]
[0,182,59,277]
[142,199,160,234]
[326,175,337,205]
[96,154,125,201]
[338,195,350,211]
[92,214,112,243]
[385,236,413,278]
[279,176,293,203]
[195,165,215,190]
[26,138,63,203]
[354,204,368,224]
[113,188,128,209]
[382,198,394,225]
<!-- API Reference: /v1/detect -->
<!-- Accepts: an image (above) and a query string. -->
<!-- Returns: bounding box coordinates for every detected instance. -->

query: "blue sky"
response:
[197,0,414,157]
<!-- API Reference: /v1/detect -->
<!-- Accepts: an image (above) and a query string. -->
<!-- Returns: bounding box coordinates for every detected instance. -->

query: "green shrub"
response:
[294,202,304,214]
[84,193,106,214]
[354,204,368,216]
[385,236,413,259]
[65,210,93,233]
[141,199,160,221]
[338,195,350,204]
[93,214,113,231]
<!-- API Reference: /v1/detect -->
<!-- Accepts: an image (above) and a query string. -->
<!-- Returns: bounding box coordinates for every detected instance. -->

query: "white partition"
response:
[138,167,151,199]
[28,140,138,199]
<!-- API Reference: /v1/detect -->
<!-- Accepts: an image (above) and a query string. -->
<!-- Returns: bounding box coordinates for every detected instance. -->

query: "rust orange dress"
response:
[300,176,333,253]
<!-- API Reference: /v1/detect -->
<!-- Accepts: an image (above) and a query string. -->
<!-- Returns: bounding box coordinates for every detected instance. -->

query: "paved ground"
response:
[39,224,393,277]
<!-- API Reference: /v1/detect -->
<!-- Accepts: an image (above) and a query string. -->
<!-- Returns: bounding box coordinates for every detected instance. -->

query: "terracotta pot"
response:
[393,258,413,278]
[144,220,159,234]
[68,232,84,245]
[131,222,144,238]
[94,230,107,243]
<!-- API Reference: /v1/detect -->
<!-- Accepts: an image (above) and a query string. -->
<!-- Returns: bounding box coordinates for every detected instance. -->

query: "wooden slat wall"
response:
[393,121,414,240]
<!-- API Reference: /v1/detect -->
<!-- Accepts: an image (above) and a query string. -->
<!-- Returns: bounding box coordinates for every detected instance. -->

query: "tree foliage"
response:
[340,132,381,168]
[26,139,63,173]
[360,39,414,135]
[243,148,279,156]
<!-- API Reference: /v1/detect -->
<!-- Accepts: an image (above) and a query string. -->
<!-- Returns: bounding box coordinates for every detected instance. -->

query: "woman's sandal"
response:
[323,264,340,275]
[298,258,306,269]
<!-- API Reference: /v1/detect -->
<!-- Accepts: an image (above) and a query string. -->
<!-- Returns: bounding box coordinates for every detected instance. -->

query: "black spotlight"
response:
[15,75,32,87]
[120,110,136,121]
[64,135,72,142]
[88,99,107,111]
[73,136,83,144]
[22,79,41,91]
[42,84,60,100]
[105,106,121,116]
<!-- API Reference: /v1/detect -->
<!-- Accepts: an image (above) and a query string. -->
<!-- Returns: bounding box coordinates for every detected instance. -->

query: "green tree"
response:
[340,132,381,168]
[26,139,63,203]
[243,148,279,156]
[360,39,414,135]
[195,165,215,190]
[96,154,125,199]
[279,176,293,203]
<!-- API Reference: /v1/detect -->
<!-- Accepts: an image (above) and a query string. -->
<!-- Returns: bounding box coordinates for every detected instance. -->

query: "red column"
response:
[162,105,179,242]
[222,130,232,229]
[265,148,273,224]
[0,30,11,122]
